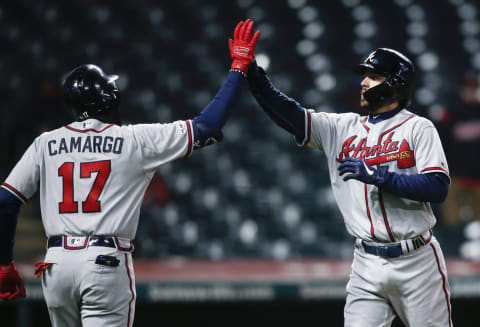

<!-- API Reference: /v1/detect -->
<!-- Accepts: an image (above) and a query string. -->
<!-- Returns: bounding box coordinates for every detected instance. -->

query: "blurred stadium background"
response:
[1,0,480,326]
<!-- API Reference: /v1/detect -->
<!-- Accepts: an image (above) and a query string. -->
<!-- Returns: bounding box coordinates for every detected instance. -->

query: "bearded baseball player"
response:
[0,19,259,326]
[247,48,452,326]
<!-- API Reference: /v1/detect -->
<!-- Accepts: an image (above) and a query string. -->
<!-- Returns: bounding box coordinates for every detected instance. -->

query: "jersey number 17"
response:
[58,160,111,213]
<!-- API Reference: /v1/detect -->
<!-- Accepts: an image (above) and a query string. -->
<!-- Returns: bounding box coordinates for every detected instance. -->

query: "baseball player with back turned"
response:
[247,47,452,326]
[0,20,259,326]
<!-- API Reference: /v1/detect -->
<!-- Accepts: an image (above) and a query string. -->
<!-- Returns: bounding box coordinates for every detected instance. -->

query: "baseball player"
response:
[247,48,453,326]
[0,19,259,326]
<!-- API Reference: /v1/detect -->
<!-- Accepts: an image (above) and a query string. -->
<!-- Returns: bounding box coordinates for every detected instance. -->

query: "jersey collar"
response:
[65,119,116,133]
[367,105,404,124]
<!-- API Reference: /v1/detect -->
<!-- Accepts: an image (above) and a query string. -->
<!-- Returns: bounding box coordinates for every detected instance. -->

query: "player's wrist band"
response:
[0,262,13,270]
[229,69,247,77]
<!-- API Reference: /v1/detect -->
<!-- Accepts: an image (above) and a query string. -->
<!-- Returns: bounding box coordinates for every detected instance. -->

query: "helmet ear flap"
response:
[103,88,120,110]
[363,82,394,105]
[386,75,410,102]
[364,75,410,109]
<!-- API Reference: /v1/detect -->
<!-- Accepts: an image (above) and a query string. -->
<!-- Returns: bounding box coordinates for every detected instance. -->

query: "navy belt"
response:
[48,235,116,249]
[362,242,403,258]
[361,232,430,258]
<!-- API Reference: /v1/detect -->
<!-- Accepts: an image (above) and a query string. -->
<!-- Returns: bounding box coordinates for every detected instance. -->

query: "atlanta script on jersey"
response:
[297,108,449,242]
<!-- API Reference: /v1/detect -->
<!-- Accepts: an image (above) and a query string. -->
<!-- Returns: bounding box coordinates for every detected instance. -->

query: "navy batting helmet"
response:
[354,48,416,109]
[61,64,120,121]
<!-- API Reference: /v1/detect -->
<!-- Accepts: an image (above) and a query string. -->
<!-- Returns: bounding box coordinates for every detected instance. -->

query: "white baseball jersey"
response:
[296,107,452,326]
[1,118,194,239]
[298,108,449,242]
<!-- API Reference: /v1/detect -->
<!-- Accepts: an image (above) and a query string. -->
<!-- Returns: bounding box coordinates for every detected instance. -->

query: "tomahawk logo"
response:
[365,51,378,65]
[336,132,415,168]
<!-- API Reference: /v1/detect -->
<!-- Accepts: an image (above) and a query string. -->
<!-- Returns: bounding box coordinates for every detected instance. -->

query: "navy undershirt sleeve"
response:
[0,188,22,264]
[192,71,243,149]
[379,171,449,203]
[247,61,306,140]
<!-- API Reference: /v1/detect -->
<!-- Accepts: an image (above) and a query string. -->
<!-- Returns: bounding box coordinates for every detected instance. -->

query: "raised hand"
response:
[229,19,261,76]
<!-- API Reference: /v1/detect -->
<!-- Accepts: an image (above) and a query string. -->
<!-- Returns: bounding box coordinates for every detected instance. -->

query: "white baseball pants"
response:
[344,237,452,327]
[40,246,136,327]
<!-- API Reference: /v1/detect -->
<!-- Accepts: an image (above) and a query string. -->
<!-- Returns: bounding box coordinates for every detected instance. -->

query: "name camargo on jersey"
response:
[47,136,124,156]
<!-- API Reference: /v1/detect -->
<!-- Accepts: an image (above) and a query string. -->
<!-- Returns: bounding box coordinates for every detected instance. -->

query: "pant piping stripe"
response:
[429,243,452,327]
[125,254,135,327]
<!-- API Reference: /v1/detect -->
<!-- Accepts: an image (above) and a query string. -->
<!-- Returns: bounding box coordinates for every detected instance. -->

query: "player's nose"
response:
[360,76,370,88]
[360,76,369,87]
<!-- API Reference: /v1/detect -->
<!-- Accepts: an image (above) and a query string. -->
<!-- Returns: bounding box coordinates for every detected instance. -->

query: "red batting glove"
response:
[0,261,26,301]
[229,19,261,76]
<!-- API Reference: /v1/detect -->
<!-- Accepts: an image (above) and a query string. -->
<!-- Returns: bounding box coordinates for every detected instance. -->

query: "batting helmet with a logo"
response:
[354,48,416,110]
